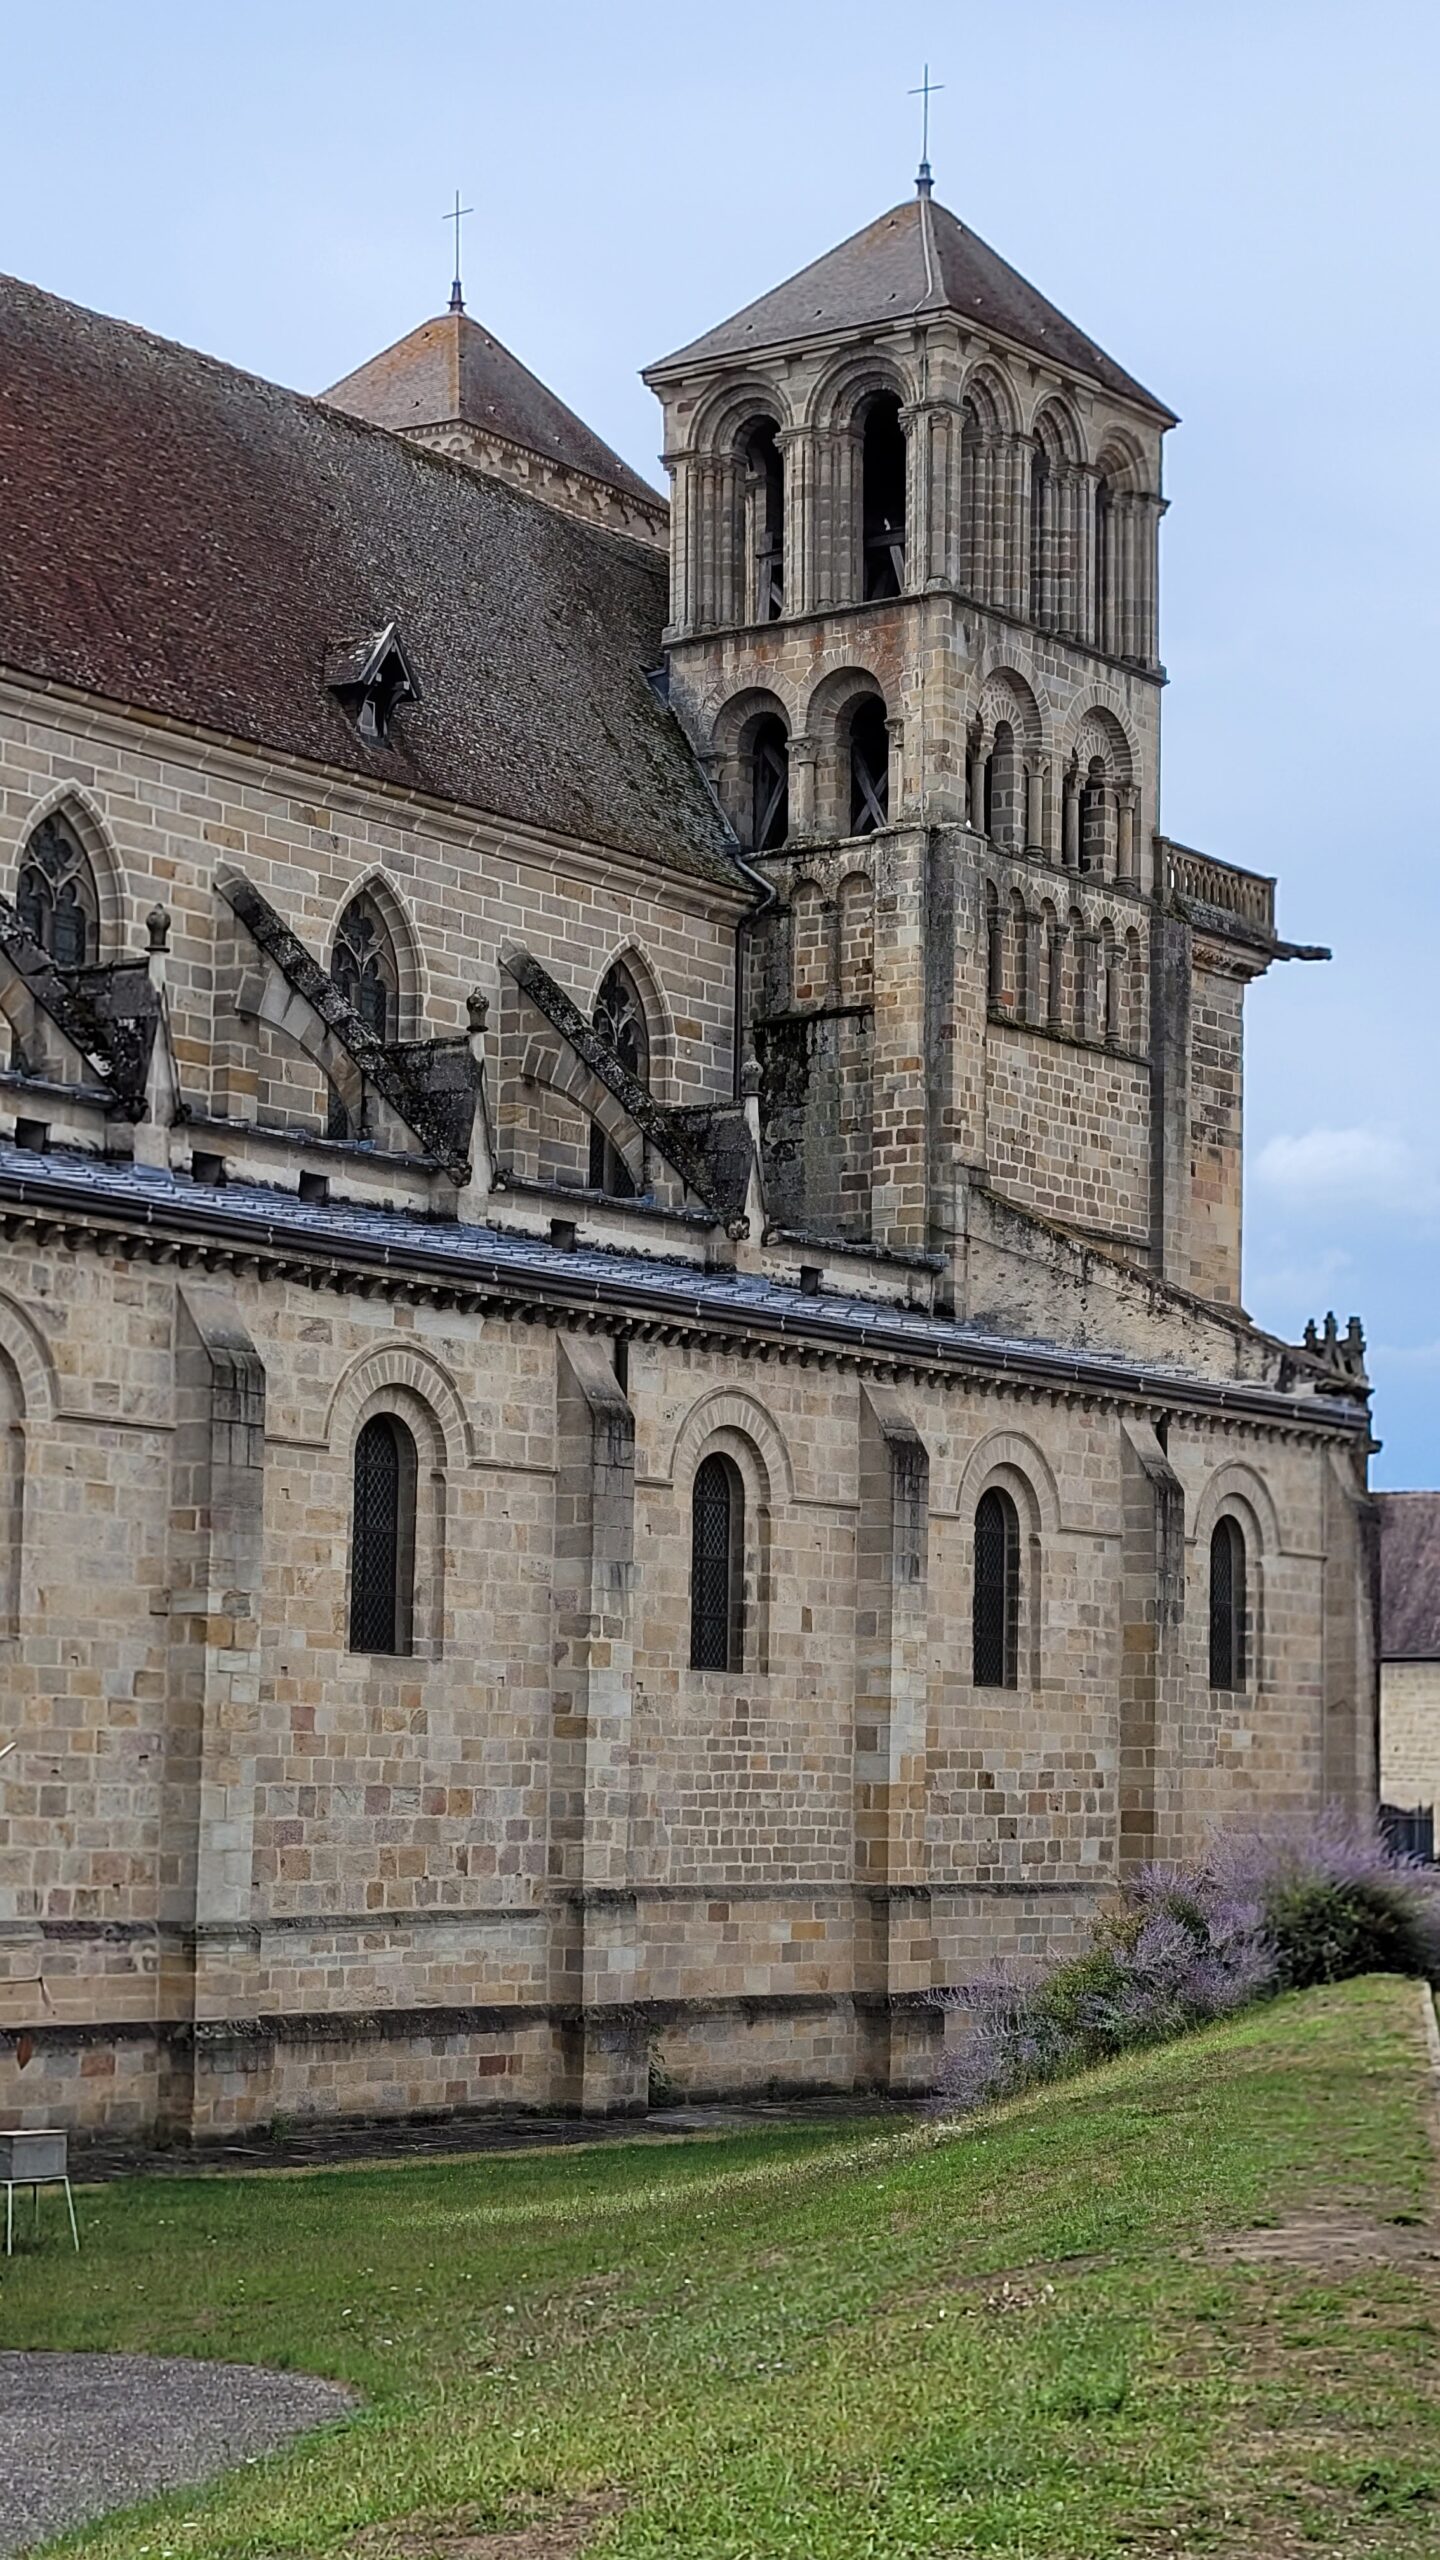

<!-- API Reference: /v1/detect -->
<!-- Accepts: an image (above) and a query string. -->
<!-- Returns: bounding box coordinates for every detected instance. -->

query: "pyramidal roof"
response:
[325,307,662,506]
[647,192,1174,422]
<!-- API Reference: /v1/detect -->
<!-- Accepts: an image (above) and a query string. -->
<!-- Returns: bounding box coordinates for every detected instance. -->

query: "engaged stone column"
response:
[1119,1421,1186,1871]
[1025,762,1046,857]
[162,1288,266,2139]
[551,1336,642,2115]
[853,1388,936,2093]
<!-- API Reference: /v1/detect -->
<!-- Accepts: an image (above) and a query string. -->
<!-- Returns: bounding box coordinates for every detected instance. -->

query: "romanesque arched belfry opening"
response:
[0,173,1375,2139]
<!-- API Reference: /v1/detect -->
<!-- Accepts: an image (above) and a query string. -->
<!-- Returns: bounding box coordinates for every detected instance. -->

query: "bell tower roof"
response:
[325,308,662,508]
[646,193,1174,423]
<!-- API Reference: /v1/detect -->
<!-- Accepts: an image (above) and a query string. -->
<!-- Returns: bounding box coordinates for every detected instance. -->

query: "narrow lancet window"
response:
[349,1413,418,1657]
[690,1451,743,1671]
[1209,1516,1247,1691]
[973,1486,1020,1688]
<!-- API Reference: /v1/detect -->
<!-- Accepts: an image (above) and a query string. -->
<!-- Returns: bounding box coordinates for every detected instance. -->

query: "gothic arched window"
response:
[17,813,100,968]
[349,1413,418,1656]
[690,1451,744,1672]
[848,697,890,836]
[1209,1515,1247,1692]
[861,394,907,600]
[332,894,400,1041]
[588,961,650,1197]
[973,1486,1020,1689]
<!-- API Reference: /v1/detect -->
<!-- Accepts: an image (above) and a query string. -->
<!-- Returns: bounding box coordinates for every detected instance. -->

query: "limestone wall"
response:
[0,1236,1374,2138]
[1380,1661,1440,1809]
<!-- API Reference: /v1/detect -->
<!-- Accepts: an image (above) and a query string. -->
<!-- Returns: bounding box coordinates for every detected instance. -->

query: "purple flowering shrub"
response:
[934,1811,1440,2117]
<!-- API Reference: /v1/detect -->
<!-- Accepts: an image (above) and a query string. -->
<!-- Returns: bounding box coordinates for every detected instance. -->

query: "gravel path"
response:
[0,2352,355,2555]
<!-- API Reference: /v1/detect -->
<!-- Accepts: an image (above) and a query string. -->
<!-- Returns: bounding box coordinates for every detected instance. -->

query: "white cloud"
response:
[1251,1125,1440,1218]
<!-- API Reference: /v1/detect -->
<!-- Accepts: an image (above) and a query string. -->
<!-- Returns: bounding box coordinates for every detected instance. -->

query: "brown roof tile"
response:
[647,193,1174,421]
[325,308,662,506]
[1378,1491,1440,1659]
[0,275,738,889]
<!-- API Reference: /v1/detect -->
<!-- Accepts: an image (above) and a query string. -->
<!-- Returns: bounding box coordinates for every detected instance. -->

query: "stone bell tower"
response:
[644,180,1285,1315]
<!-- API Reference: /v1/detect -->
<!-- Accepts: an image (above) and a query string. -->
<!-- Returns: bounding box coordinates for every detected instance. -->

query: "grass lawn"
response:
[4,1976,1439,2559]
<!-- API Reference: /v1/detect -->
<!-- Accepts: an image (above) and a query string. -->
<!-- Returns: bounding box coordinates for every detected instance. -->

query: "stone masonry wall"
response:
[0,1231,1374,2138]
[1380,1661,1440,1810]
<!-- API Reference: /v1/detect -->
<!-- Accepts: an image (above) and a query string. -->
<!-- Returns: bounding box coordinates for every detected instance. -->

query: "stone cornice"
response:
[0,1154,1370,1443]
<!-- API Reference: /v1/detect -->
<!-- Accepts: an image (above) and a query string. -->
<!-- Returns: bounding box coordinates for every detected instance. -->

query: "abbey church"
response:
[0,176,1376,2136]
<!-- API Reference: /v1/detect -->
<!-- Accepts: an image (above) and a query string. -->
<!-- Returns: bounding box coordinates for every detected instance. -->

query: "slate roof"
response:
[0,1139,1370,1432]
[0,275,740,889]
[325,308,662,506]
[1377,1492,1440,1660]
[648,193,1174,421]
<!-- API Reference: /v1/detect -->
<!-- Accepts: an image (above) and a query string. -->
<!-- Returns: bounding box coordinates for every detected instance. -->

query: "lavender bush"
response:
[934,1811,1440,2117]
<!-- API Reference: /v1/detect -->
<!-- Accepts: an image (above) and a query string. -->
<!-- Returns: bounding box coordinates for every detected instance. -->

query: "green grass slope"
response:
[4,1977,1439,2559]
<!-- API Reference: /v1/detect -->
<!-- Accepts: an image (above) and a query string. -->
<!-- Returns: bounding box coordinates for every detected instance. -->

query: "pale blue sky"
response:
[3,1,1436,1483]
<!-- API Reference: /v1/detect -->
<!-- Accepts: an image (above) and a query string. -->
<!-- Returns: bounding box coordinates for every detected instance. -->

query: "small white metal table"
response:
[0,2128,80,2252]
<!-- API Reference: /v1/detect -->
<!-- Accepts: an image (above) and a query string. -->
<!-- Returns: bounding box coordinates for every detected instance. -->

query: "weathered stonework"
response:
[0,185,1378,2139]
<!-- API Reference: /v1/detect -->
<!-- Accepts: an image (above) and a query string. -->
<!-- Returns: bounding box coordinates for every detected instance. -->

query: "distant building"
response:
[1378,1493,1440,1822]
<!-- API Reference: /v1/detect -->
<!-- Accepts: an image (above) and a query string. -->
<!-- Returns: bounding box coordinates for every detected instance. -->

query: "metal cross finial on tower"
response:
[444,189,473,314]
[908,64,944,195]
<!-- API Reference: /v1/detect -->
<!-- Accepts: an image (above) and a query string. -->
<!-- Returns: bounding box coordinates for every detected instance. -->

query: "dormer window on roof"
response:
[325,622,421,744]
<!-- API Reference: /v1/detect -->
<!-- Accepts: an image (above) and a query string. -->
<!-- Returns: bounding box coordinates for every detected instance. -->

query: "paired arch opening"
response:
[847,695,890,835]
[860,392,907,600]
[741,416,785,623]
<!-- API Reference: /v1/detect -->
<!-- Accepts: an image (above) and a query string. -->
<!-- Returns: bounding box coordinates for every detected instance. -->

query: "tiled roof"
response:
[1377,1492,1440,1659]
[648,193,1173,420]
[324,308,661,506]
[0,1139,1368,1431]
[0,274,740,889]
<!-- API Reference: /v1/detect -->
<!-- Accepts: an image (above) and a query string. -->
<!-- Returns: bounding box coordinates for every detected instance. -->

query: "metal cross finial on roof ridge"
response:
[908,64,944,195]
[445,189,474,314]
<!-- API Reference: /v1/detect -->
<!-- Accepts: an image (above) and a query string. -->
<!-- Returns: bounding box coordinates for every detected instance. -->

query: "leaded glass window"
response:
[17,814,100,967]
[349,1413,417,1656]
[972,1486,1020,1689]
[690,1451,743,1672]
[1209,1515,1247,1692]
[588,963,649,1196]
[332,895,400,1041]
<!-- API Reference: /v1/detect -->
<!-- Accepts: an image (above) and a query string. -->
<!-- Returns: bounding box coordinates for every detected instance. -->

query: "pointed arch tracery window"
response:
[332,894,400,1041]
[588,961,650,1197]
[17,812,100,968]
